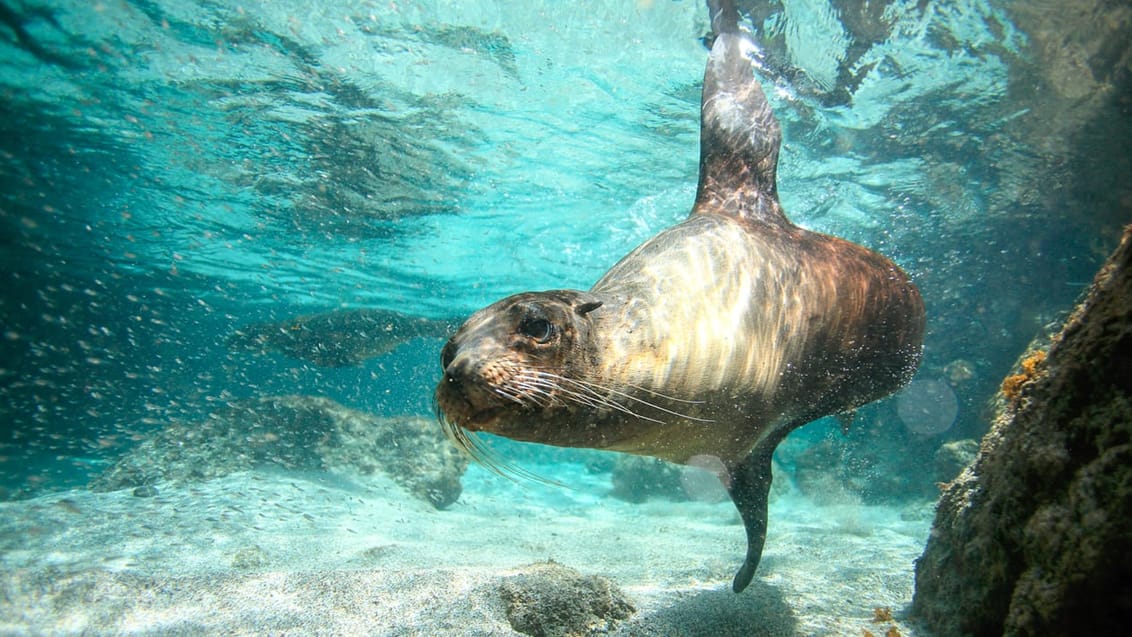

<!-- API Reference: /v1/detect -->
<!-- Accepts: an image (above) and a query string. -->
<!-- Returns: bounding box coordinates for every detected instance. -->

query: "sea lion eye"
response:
[518,317,555,343]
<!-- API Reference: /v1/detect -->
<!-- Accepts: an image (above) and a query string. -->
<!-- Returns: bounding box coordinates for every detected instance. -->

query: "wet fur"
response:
[436,0,925,593]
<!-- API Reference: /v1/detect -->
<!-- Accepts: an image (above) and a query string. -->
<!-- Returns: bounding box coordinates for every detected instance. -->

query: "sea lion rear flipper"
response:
[695,0,785,224]
[726,439,777,593]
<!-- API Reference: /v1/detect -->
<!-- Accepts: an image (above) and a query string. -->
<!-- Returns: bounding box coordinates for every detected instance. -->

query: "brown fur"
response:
[435,0,925,593]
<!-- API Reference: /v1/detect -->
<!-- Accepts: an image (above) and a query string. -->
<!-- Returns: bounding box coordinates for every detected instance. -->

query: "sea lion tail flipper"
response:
[707,0,740,36]
[695,0,785,224]
[726,440,776,593]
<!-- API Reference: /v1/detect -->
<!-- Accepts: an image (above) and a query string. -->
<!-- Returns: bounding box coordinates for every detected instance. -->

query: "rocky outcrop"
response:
[89,395,468,509]
[499,561,635,637]
[912,227,1132,636]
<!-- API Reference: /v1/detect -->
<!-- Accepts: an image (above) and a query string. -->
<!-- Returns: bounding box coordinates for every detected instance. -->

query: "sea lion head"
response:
[435,289,605,458]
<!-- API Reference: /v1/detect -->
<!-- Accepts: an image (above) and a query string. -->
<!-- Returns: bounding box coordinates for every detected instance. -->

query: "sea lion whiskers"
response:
[515,375,599,411]
[554,377,672,424]
[490,381,543,408]
[489,365,659,423]
[434,403,564,487]
[514,367,711,409]
[434,400,503,471]
[506,371,570,408]
[561,375,717,423]
[518,369,667,423]
[607,380,709,405]
[510,366,596,403]
[486,369,572,412]
[534,378,623,415]
[530,370,716,424]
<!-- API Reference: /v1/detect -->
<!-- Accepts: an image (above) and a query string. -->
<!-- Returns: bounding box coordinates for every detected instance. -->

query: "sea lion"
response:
[435,0,925,593]
[228,308,454,367]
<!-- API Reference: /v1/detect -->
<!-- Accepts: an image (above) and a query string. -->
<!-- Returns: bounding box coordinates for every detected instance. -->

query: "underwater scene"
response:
[2,0,1130,635]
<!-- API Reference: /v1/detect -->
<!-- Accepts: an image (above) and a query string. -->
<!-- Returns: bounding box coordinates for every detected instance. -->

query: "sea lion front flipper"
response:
[726,439,777,593]
[695,0,785,225]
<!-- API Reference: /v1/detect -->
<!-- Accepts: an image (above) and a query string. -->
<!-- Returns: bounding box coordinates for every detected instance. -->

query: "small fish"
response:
[55,498,83,514]
[227,308,456,367]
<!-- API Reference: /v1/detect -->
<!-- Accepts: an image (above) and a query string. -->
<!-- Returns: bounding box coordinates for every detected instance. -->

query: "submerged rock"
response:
[89,395,467,509]
[912,228,1132,635]
[609,455,687,503]
[499,561,635,637]
[931,438,978,485]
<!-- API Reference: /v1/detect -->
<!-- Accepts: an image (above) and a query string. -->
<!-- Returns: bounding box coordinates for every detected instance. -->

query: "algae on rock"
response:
[913,227,1132,636]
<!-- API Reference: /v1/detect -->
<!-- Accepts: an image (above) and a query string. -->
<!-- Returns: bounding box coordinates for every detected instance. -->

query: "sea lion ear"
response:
[575,299,603,316]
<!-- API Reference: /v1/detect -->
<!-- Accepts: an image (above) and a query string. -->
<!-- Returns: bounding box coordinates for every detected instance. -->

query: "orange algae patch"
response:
[1001,349,1047,403]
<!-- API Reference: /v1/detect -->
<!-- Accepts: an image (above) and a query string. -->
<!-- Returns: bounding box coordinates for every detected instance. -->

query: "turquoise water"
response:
[1,0,1129,633]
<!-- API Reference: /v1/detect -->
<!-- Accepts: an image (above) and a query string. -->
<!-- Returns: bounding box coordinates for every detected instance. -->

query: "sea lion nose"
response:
[442,368,461,390]
[442,356,469,392]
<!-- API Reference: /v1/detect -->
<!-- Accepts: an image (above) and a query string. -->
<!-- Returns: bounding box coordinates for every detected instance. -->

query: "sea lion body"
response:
[586,212,923,465]
[436,0,924,593]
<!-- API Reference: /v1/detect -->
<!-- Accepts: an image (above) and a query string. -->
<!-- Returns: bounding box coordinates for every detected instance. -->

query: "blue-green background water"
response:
[1,0,1129,505]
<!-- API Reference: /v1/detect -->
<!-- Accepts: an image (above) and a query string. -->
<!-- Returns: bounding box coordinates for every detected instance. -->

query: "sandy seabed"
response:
[0,462,932,636]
